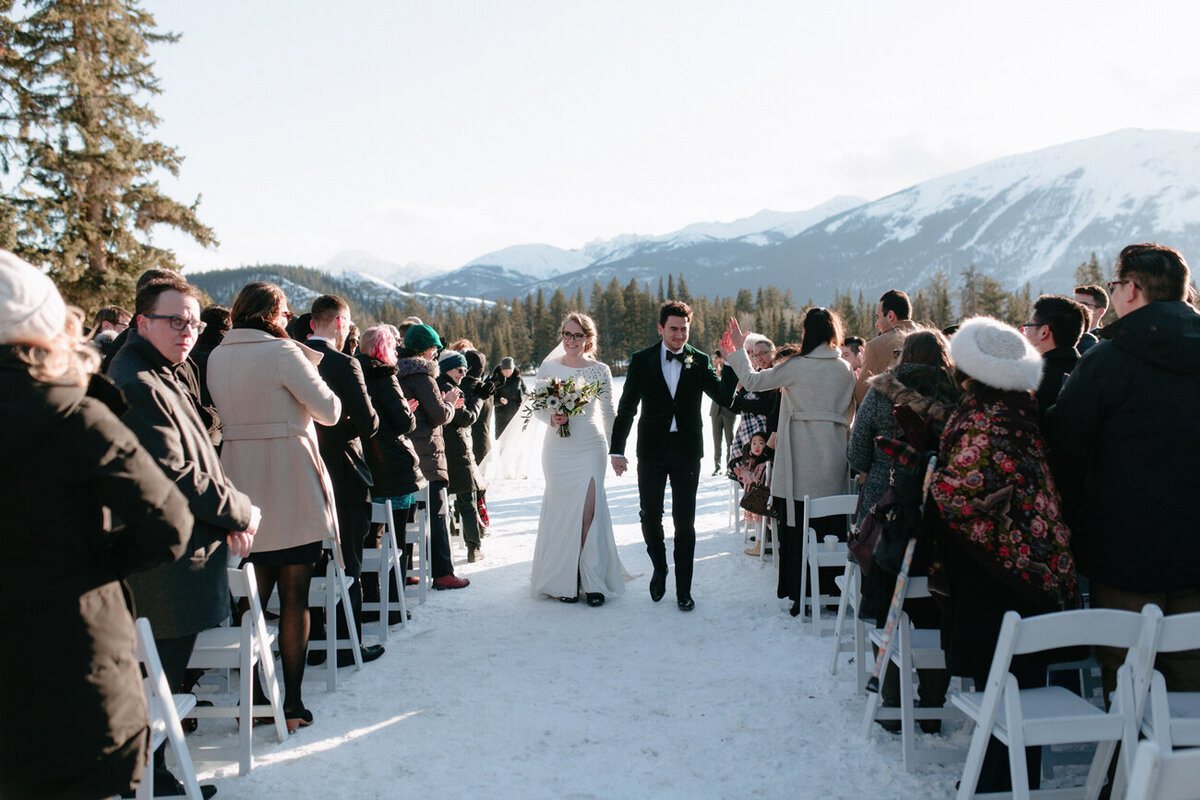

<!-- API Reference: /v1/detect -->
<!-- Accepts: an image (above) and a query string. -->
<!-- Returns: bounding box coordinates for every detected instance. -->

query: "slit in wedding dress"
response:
[580,477,596,550]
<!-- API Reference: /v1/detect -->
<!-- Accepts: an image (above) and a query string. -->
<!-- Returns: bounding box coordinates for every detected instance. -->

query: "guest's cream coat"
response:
[207,329,342,554]
[728,346,855,525]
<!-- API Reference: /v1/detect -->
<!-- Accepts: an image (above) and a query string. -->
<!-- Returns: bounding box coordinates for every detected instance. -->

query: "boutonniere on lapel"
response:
[683,354,694,369]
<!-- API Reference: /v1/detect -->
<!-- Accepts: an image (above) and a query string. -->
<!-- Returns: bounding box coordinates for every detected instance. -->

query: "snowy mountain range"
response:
[403,128,1200,304]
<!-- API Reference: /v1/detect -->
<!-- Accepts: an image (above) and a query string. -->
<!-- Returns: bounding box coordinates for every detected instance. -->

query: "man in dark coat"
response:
[1019,294,1088,421]
[107,277,257,798]
[610,300,736,611]
[1047,243,1200,699]
[305,295,383,665]
[1073,284,1109,355]
[464,349,496,465]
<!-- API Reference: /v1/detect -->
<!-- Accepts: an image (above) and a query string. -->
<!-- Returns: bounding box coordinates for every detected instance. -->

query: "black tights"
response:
[252,561,313,713]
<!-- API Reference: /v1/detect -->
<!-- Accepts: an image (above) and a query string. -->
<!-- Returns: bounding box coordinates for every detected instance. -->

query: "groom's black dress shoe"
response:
[649,571,667,602]
[677,595,695,612]
[586,593,605,606]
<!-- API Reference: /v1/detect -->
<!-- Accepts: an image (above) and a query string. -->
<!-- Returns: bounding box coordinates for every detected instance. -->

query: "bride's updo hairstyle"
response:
[562,311,598,356]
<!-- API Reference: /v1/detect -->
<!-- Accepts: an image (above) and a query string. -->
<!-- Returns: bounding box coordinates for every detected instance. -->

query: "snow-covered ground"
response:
[187,468,970,798]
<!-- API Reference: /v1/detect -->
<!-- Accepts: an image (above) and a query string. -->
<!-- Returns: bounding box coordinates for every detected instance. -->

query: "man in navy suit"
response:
[610,300,736,611]
[306,295,383,665]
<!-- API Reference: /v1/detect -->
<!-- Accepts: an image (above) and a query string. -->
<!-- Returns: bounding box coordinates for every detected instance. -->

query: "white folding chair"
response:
[185,564,286,775]
[134,618,203,800]
[1141,611,1200,751]
[1125,740,1200,800]
[951,605,1163,800]
[406,484,431,605]
[862,577,965,771]
[361,500,409,642]
[829,556,870,694]
[305,538,363,691]
[798,493,858,635]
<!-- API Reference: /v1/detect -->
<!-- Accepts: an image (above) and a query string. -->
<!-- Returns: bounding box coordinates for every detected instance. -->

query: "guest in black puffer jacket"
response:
[464,349,496,465]
[1047,243,1200,700]
[395,324,469,589]
[356,325,421,605]
[0,253,192,800]
[438,350,488,563]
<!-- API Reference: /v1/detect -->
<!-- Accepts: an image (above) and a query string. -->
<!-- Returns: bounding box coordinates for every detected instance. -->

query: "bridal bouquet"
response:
[523,376,604,437]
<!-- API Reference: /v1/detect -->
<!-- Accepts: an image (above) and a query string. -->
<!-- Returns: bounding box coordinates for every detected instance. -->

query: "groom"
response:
[610,300,736,611]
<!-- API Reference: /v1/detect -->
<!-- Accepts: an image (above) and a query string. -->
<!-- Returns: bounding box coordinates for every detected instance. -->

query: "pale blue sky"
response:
[146,0,1200,277]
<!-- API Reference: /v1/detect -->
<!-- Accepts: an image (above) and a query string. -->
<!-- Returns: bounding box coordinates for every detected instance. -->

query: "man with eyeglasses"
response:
[1047,243,1200,701]
[108,276,259,799]
[1019,295,1089,420]
[1072,284,1109,354]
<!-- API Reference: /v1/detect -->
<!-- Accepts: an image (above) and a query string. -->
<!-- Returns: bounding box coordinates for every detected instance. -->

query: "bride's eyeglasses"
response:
[561,331,588,342]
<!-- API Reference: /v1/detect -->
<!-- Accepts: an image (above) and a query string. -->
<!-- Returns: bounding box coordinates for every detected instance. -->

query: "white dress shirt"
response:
[661,343,684,431]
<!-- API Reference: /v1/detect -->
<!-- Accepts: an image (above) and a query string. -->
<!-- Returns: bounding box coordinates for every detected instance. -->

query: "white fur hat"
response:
[950,316,1043,392]
[0,250,66,346]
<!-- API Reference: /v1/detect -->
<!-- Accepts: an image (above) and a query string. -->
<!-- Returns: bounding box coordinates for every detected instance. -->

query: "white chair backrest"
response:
[806,494,859,521]
[1154,611,1200,655]
[1010,606,1161,656]
[370,499,393,526]
[1125,740,1200,800]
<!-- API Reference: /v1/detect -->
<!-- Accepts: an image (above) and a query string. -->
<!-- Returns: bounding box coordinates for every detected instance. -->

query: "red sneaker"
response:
[433,574,470,590]
[477,497,490,527]
[405,575,420,586]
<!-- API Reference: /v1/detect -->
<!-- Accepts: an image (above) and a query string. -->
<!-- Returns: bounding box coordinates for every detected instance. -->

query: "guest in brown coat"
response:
[854,289,922,404]
[207,282,341,732]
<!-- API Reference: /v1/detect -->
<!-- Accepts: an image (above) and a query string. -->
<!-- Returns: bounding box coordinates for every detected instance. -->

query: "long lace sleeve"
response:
[599,362,615,446]
[530,362,553,426]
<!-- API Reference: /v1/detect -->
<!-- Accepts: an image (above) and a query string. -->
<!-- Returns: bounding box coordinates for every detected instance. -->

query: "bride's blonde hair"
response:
[562,311,598,356]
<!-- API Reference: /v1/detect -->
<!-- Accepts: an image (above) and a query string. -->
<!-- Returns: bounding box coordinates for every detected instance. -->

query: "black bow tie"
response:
[665,350,684,362]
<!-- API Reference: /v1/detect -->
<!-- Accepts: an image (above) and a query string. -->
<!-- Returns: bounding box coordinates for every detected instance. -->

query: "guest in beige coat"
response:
[207,281,341,732]
[725,309,855,615]
[853,289,922,404]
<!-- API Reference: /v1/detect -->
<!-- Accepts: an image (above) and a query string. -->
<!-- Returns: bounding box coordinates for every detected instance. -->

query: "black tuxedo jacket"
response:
[308,339,379,499]
[610,341,737,462]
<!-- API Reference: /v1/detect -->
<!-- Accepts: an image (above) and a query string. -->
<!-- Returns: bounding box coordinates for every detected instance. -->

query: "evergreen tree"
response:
[1074,252,1105,286]
[2,0,216,309]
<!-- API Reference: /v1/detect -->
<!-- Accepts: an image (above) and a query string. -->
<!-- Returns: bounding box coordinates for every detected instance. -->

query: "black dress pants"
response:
[637,435,700,597]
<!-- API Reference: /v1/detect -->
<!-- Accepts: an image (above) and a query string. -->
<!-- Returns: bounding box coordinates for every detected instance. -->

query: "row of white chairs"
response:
[744,488,1200,799]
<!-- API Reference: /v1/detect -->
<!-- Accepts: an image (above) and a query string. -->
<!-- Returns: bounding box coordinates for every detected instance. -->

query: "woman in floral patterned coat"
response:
[930,316,1079,793]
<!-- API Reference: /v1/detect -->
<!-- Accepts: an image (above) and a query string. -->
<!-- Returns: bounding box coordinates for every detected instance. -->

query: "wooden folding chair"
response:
[951,605,1163,800]
[361,499,409,641]
[185,564,286,775]
[134,618,203,800]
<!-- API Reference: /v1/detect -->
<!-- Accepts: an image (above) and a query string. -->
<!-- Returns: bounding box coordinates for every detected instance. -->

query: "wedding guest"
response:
[726,333,775,478]
[737,432,771,549]
[709,348,738,475]
[355,325,420,621]
[725,309,856,615]
[396,324,470,589]
[932,316,1078,793]
[438,350,487,562]
[493,356,526,436]
[855,289,921,404]
[841,336,865,374]
[191,305,230,408]
[88,304,131,358]
[1072,284,1109,354]
[0,251,192,800]
[207,282,342,732]
[1019,294,1088,420]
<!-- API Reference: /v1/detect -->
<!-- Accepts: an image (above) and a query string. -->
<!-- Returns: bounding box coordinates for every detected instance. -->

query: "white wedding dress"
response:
[528,353,626,600]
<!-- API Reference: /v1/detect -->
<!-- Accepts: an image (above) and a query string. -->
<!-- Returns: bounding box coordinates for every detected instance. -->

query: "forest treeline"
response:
[199,255,1109,374]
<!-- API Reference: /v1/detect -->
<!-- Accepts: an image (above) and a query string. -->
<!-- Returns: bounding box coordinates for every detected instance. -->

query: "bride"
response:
[529,312,625,606]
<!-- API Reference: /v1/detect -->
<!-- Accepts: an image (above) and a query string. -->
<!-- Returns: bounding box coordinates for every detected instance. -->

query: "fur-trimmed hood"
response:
[868,364,958,422]
[395,355,439,380]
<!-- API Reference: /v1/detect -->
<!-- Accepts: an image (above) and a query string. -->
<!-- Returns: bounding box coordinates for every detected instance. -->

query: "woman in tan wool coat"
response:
[207,281,341,732]
[724,309,855,615]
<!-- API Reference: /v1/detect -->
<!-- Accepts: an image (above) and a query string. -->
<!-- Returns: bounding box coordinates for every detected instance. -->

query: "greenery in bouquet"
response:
[522,376,605,437]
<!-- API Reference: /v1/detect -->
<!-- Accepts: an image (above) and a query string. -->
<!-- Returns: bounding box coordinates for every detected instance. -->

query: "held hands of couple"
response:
[550,412,568,427]
[610,455,628,476]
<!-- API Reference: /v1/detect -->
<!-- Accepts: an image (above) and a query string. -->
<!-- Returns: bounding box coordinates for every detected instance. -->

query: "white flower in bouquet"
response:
[546,396,561,410]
